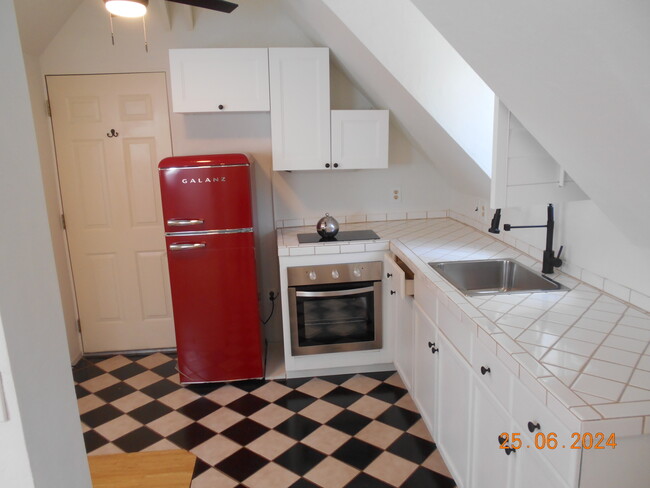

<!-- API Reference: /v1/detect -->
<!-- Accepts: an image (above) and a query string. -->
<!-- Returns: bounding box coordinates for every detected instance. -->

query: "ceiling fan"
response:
[104,0,238,18]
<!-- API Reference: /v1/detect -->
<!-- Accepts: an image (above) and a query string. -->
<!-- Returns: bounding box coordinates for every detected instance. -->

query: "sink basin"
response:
[428,259,568,296]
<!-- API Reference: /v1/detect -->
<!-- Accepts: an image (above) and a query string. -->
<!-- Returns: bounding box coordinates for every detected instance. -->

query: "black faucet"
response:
[488,204,563,274]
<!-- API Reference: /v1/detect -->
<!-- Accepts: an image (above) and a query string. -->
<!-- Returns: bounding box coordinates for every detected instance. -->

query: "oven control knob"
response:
[353,267,362,278]
[331,269,340,279]
[308,271,317,281]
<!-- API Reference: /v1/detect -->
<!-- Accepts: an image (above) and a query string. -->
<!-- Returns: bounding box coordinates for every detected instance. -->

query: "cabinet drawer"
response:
[472,339,513,411]
[511,378,580,484]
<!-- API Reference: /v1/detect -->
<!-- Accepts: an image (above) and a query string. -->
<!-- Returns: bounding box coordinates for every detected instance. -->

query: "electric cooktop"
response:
[297,229,381,243]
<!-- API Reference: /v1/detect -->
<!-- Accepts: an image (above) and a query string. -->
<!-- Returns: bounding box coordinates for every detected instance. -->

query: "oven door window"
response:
[294,282,376,348]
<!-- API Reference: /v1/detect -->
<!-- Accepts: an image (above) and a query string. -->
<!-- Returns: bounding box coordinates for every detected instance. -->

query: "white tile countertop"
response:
[277,218,650,433]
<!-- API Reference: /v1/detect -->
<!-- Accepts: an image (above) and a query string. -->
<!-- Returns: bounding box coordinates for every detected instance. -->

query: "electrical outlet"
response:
[391,188,402,203]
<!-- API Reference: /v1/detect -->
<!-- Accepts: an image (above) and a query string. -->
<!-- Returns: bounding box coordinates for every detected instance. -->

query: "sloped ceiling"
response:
[411,0,650,245]
[280,0,490,198]
[13,0,83,55]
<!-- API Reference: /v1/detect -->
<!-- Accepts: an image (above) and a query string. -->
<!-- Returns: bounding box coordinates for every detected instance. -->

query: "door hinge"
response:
[61,213,66,230]
[76,319,81,333]
[46,99,51,117]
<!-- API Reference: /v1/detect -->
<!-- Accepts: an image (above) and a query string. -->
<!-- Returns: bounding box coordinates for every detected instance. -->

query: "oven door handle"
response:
[295,286,375,298]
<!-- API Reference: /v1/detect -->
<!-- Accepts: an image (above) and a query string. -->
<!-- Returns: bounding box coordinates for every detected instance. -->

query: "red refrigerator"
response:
[158,154,263,384]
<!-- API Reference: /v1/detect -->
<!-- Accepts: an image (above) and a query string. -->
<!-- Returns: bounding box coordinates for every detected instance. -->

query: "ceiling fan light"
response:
[104,0,148,18]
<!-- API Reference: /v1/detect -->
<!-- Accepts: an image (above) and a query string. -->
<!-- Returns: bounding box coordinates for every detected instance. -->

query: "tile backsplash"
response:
[275,207,649,315]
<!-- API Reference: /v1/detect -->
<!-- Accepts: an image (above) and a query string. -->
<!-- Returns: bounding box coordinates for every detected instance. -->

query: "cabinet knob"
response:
[333,163,339,168]
[528,421,541,433]
[325,163,331,168]
[498,435,507,445]
[504,447,516,456]
[386,273,392,278]
[390,290,396,295]
[480,366,491,375]
[218,104,224,110]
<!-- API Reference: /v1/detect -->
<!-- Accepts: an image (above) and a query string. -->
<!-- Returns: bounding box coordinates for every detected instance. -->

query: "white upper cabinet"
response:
[331,110,389,170]
[491,99,588,208]
[169,48,270,113]
[269,48,331,171]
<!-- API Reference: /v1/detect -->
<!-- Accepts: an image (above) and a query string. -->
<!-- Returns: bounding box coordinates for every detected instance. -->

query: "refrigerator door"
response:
[159,154,253,234]
[165,231,263,383]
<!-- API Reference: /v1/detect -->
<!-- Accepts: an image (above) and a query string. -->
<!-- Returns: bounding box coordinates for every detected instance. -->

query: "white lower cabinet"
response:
[385,253,415,390]
[470,379,515,488]
[413,303,438,437]
[436,332,472,487]
[511,436,570,488]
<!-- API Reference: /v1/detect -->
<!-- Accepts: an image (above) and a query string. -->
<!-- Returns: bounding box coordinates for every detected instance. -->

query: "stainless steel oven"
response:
[287,262,382,356]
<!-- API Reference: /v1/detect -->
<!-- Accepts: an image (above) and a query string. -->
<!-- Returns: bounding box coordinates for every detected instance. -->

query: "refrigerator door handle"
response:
[167,218,205,226]
[169,242,206,251]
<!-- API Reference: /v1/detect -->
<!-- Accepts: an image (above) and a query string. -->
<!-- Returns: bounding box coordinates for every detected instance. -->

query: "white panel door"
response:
[269,48,331,171]
[47,73,175,352]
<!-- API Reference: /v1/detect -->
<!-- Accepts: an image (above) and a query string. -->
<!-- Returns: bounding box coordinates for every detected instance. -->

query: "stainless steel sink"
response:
[428,259,568,296]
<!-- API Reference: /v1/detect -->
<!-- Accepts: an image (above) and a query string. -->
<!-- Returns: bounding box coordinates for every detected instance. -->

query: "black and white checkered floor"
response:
[74,352,457,487]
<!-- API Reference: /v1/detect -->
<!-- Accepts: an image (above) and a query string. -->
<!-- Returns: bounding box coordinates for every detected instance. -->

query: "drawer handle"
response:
[428,342,438,354]
[528,421,541,433]
[390,290,396,295]
[480,366,491,375]
[386,273,393,278]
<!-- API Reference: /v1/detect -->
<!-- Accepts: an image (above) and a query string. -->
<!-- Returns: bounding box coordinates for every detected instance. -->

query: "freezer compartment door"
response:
[165,231,263,382]
[159,163,253,233]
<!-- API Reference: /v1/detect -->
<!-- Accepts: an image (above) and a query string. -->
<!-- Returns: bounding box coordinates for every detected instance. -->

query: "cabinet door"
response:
[413,303,438,439]
[512,435,570,488]
[269,48,331,171]
[169,48,270,113]
[470,379,515,488]
[436,333,472,487]
[384,255,414,389]
[331,110,389,169]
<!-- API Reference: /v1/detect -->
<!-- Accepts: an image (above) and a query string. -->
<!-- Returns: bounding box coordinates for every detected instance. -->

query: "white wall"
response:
[23,52,82,362]
[0,1,91,485]
[0,314,34,488]
[412,0,650,246]
[452,194,650,310]
[323,0,495,176]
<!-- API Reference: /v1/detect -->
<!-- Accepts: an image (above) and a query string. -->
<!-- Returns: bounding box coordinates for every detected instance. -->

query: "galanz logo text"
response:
[181,177,227,184]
